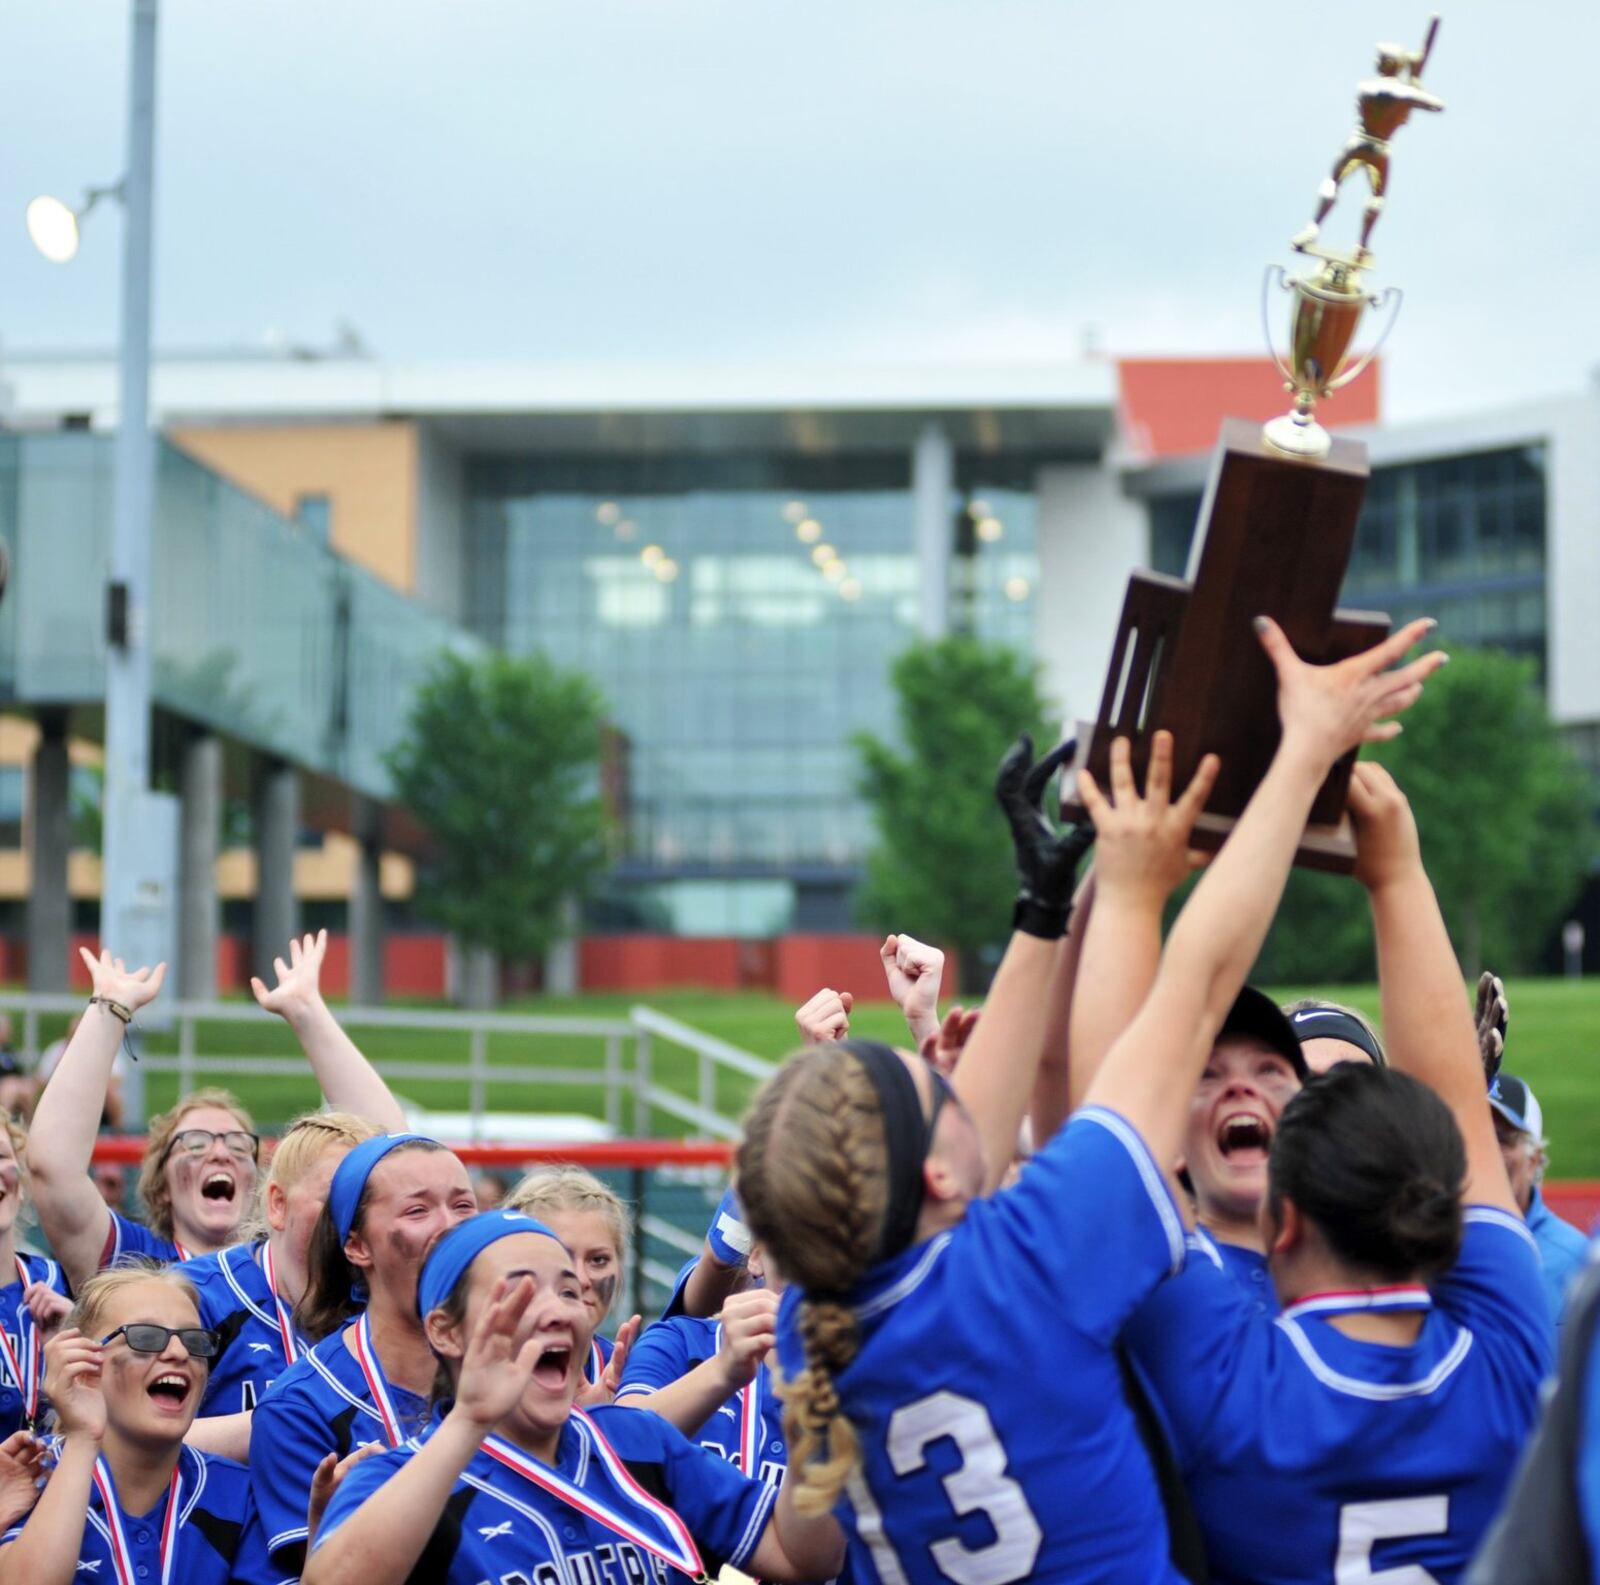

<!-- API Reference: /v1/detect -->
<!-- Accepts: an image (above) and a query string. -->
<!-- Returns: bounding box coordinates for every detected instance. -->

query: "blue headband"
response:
[417,1211,565,1319]
[328,1132,440,1244]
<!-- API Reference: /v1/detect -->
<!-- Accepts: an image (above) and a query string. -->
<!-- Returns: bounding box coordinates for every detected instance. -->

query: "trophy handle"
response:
[1260,265,1299,389]
[1328,286,1403,392]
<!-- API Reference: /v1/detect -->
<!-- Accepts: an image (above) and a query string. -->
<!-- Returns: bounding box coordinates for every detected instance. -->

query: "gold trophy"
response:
[1262,15,1444,458]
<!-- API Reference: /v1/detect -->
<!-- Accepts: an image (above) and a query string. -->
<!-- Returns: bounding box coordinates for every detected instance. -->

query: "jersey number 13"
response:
[849,1391,1042,1585]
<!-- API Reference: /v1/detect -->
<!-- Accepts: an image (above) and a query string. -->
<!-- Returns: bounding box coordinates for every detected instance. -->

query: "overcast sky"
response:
[2,1,1595,423]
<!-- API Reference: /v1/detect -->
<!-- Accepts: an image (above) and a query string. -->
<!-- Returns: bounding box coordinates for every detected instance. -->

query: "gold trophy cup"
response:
[1262,14,1442,459]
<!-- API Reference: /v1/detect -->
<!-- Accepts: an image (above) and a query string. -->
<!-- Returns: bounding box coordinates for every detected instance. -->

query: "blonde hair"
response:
[735,1046,889,1516]
[70,1260,201,1337]
[235,1110,382,1243]
[138,1088,257,1240]
[505,1165,631,1271]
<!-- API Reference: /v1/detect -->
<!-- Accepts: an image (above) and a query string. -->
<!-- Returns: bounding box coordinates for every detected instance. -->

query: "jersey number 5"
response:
[1335,1495,1448,1585]
[851,1391,1042,1585]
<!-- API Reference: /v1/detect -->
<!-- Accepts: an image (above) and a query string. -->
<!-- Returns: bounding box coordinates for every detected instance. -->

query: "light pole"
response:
[27,0,161,1124]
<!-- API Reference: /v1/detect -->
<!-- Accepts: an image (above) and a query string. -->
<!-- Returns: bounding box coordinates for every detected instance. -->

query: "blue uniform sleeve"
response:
[105,1210,180,1268]
[639,1410,778,1572]
[1122,1231,1261,1470]
[616,1318,701,1399]
[250,1382,346,1565]
[225,1483,282,1585]
[658,1254,700,1321]
[311,1447,412,1553]
[1432,1207,1555,1394]
[970,1105,1186,1346]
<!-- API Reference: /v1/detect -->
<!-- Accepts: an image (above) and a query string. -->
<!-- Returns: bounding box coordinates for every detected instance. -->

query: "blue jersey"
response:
[776,1105,1188,1585]
[617,1313,787,1489]
[1206,1233,1281,1316]
[316,1402,777,1585]
[103,1208,188,1268]
[0,1253,68,1437]
[1125,1207,1554,1585]
[1,1443,275,1585]
[179,1240,305,1417]
[585,1331,615,1386]
[249,1318,431,1572]
[1527,1186,1588,1332]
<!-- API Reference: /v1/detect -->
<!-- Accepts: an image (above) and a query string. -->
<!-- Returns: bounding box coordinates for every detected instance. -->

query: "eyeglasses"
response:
[100,1323,220,1360]
[164,1128,259,1163]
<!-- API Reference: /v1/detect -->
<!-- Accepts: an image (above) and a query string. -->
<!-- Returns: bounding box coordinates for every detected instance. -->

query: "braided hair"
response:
[736,1045,890,1515]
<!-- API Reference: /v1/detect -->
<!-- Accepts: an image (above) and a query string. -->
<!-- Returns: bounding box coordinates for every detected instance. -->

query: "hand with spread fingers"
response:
[1075,731,1219,910]
[1254,615,1447,765]
[76,950,167,1017]
[306,1441,384,1552]
[1475,971,1509,1089]
[577,1314,643,1408]
[921,1005,980,1076]
[996,735,1096,940]
[0,1431,48,1532]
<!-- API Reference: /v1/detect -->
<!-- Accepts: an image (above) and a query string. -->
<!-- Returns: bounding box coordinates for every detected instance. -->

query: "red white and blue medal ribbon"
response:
[738,1368,760,1478]
[172,1242,193,1263]
[349,1313,406,1447]
[93,1456,182,1585]
[480,1409,705,1580]
[258,1242,301,1366]
[0,1257,40,1426]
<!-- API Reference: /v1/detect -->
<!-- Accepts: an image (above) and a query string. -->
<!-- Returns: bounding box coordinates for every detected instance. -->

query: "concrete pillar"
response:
[349,798,384,1006]
[26,711,70,992]
[252,758,300,981]
[543,896,580,996]
[177,732,221,1000]
[457,942,499,1010]
[912,423,954,639]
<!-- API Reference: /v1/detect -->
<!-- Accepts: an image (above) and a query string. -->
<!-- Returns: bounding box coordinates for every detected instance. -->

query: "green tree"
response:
[1372,647,1592,976]
[386,650,610,1004]
[854,637,1054,993]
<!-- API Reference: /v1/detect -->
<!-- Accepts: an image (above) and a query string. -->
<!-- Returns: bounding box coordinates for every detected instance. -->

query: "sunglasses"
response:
[163,1128,259,1163]
[100,1323,220,1360]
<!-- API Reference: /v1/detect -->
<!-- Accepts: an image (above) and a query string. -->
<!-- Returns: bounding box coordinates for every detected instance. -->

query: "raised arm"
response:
[878,934,945,1050]
[1347,760,1516,1213]
[1063,732,1218,1119]
[1028,869,1094,1148]
[950,736,1094,1194]
[1084,617,1444,1174]
[28,952,165,1291]
[251,931,406,1130]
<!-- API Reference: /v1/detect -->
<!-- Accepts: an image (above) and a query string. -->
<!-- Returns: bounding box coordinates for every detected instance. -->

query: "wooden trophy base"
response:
[1060,417,1390,874]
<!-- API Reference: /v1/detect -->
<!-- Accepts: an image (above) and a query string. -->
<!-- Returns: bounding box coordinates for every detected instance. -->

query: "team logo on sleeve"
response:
[478,1522,514,1541]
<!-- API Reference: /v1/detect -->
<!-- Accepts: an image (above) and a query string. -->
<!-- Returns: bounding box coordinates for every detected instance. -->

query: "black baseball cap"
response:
[1217,986,1310,1082]
[1285,1002,1387,1067]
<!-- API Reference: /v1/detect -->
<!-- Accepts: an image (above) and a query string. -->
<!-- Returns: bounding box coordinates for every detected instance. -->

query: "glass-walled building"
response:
[464,455,1041,934]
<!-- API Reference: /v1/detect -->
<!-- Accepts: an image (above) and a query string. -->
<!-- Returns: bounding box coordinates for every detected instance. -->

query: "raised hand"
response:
[921,1005,980,1077]
[1476,971,1508,1088]
[716,1288,780,1392]
[996,735,1096,940]
[0,1430,47,1532]
[23,1282,72,1336]
[879,934,945,1046]
[1255,615,1446,766]
[794,987,852,1045]
[1348,761,1424,894]
[578,1314,643,1408]
[306,1441,383,1551]
[1075,731,1219,909]
[251,930,332,1022]
[75,950,166,1016]
[450,1275,545,1433]
[42,1328,105,1443]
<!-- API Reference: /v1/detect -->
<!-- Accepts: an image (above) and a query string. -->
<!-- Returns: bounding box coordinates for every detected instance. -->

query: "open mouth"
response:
[531,1345,572,1391]
[147,1373,191,1408]
[201,1172,236,1203]
[1217,1112,1271,1162]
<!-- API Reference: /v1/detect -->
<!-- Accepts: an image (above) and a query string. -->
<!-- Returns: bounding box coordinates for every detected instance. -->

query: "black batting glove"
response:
[996,735,1096,940]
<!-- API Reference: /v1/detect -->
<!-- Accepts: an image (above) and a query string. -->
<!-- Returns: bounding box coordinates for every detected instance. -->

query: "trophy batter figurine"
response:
[1291,14,1443,262]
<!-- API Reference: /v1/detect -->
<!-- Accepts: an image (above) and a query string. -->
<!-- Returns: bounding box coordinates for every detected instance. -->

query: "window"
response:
[294,493,332,546]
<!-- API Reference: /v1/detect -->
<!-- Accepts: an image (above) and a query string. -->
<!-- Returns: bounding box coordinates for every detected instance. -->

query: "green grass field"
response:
[35,979,1600,1173]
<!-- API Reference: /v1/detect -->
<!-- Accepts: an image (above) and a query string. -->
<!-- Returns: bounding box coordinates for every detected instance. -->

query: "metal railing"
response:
[0,991,774,1141]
